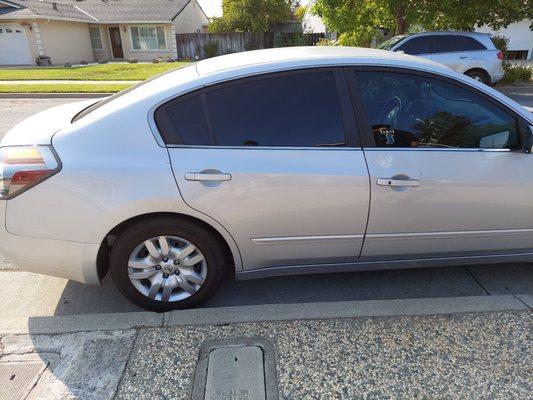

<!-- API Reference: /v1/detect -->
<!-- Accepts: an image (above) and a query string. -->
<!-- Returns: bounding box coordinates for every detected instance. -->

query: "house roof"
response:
[0,0,193,23]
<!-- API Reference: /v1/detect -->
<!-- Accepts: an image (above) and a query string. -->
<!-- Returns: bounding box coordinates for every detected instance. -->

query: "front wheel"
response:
[109,217,226,312]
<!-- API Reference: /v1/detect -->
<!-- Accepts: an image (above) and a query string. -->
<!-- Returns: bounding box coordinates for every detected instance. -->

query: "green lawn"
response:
[0,62,191,81]
[0,83,133,93]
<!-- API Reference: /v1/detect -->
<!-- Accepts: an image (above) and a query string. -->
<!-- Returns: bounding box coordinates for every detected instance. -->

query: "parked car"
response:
[379,31,505,85]
[1,47,532,311]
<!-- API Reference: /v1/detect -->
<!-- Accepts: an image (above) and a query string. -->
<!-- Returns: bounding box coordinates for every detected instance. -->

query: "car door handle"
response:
[185,172,232,181]
[377,178,420,187]
[459,55,468,59]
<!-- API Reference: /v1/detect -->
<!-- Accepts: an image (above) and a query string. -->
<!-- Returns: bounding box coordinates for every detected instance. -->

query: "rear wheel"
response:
[109,217,226,312]
[465,69,490,85]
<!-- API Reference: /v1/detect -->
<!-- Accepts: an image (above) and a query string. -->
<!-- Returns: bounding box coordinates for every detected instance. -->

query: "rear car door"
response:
[157,68,370,270]
[429,34,477,72]
[346,67,533,261]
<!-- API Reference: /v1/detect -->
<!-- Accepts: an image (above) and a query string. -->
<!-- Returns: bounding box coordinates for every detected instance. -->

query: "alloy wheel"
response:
[127,235,207,302]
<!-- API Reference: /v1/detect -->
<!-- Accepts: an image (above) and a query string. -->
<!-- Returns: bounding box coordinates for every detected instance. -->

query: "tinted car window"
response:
[355,71,519,149]
[461,36,486,51]
[207,71,346,147]
[155,94,210,145]
[430,35,485,53]
[396,36,430,55]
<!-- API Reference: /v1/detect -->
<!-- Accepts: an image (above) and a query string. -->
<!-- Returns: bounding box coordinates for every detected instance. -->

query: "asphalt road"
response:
[0,93,532,318]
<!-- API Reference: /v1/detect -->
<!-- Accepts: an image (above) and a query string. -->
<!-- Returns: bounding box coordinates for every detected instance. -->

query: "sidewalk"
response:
[0,296,531,399]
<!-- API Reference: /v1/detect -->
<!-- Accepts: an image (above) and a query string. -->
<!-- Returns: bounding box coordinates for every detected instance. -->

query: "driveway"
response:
[0,96,532,319]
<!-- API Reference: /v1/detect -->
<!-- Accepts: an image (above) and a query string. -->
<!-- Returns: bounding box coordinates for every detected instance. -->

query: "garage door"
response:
[0,24,32,65]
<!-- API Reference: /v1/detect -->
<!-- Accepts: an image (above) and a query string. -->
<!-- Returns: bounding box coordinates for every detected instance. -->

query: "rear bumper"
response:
[0,201,101,284]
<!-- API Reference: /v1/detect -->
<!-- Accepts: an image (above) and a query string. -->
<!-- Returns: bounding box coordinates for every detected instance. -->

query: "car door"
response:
[429,35,473,73]
[346,67,533,261]
[157,68,370,270]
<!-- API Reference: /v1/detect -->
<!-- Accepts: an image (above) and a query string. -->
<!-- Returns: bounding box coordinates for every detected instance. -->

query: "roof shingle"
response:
[0,0,191,23]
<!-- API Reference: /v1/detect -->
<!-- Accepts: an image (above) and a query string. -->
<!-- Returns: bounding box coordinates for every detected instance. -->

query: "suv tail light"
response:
[497,51,504,60]
[0,146,61,199]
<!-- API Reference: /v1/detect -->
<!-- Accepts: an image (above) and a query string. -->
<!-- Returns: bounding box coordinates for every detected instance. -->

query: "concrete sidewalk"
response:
[0,296,531,399]
[1,303,530,399]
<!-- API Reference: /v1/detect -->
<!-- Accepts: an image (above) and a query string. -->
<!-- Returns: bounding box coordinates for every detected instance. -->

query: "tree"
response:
[313,0,530,47]
[209,0,292,32]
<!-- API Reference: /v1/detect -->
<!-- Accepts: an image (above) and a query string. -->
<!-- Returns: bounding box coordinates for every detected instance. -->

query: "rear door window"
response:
[207,71,347,147]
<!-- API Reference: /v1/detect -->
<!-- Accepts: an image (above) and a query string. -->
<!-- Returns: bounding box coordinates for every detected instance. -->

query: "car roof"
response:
[195,46,447,76]
[407,31,490,38]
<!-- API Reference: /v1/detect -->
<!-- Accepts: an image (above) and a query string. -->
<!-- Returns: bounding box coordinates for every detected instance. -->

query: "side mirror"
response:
[523,125,533,154]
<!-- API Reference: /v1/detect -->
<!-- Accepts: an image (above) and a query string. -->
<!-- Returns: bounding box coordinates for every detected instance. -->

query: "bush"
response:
[203,41,219,58]
[316,38,335,46]
[501,63,533,85]
[273,32,308,47]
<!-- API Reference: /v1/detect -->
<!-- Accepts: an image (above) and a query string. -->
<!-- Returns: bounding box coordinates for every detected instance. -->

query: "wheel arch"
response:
[96,212,240,282]
[464,68,491,84]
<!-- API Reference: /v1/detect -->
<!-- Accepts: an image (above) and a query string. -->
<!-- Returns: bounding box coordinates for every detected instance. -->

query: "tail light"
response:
[497,51,504,60]
[0,146,61,199]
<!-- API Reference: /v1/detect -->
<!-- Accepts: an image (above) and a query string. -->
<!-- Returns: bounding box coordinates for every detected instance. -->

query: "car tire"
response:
[465,70,490,85]
[109,217,226,312]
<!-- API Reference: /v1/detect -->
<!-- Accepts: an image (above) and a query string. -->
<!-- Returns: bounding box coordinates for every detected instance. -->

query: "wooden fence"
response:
[175,32,325,60]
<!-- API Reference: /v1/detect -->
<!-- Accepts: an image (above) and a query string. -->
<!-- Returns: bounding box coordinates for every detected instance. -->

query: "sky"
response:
[197,0,312,18]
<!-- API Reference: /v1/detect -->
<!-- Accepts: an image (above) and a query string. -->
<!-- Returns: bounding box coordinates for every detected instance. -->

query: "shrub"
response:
[203,41,219,58]
[316,38,335,46]
[501,62,533,85]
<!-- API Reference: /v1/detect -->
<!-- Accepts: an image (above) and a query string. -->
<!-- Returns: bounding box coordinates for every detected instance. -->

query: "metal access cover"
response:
[0,360,48,400]
[191,338,278,400]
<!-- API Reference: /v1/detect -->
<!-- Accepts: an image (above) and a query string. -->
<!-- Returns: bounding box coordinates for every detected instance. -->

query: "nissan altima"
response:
[1,47,532,311]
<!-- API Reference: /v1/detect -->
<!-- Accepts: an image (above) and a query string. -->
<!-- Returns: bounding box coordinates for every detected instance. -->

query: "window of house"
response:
[354,71,519,149]
[89,26,103,50]
[130,26,166,50]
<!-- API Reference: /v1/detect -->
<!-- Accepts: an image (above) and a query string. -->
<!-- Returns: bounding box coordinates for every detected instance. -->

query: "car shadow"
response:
[49,263,533,316]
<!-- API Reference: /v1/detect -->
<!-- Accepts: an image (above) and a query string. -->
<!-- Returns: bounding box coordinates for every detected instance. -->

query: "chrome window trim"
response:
[362,147,512,153]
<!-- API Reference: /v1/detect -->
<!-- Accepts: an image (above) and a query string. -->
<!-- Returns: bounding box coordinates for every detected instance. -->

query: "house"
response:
[301,0,336,40]
[0,0,209,65]
[476,19,533,60]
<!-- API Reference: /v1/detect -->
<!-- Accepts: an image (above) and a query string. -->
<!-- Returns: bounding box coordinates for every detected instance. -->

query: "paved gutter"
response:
[0,295,528,335]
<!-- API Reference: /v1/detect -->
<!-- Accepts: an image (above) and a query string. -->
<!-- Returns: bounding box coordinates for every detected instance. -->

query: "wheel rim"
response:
[127,235,207,302]
[472,75,483,82]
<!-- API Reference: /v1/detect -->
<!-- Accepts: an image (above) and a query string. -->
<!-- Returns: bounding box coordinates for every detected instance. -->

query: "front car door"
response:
[347,67,533,261]
[157,68,370,271]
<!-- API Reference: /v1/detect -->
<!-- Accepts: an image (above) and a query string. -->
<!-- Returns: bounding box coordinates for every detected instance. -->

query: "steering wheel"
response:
[379,96,402,127]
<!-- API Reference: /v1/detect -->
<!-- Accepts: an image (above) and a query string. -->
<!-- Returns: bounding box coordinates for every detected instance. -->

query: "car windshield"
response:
[71,63,195,123]
[378,35,407,50]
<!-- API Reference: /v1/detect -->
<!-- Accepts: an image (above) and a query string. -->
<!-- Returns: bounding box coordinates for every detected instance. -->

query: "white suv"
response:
[379,31,504,85]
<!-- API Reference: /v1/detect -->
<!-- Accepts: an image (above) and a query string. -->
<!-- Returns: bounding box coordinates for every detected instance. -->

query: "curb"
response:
[0,295,529,335]
[0,93,110,99]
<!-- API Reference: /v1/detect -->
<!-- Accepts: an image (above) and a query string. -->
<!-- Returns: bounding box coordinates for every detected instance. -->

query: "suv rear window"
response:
[430,35,486,53]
